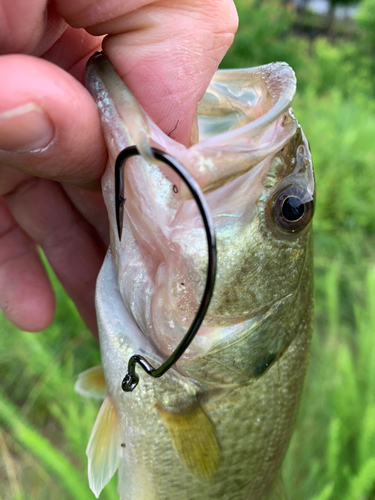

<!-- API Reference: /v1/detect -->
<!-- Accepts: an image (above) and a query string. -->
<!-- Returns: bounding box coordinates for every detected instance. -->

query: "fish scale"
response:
[75,52,315,500]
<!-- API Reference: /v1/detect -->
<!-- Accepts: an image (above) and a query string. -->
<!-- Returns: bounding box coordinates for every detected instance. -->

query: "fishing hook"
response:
[114,146,217,392]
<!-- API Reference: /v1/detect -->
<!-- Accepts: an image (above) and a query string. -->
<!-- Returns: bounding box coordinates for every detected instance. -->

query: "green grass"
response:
[284,265,375,499]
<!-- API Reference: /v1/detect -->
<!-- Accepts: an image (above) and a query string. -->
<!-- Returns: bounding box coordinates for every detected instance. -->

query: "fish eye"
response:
[272,186,314,232]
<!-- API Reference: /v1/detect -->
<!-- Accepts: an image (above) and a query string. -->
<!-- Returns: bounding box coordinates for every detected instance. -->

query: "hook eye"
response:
[114,146,217,392]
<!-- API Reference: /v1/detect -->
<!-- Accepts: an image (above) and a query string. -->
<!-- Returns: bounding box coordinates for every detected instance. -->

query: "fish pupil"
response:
[282,196,305,222]
[272,186,314,232]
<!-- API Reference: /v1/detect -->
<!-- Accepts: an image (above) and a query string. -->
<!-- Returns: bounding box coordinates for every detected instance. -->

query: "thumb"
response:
[56,0,238,146]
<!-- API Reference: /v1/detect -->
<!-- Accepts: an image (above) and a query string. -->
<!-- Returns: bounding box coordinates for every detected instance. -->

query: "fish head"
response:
[86,53,314,389]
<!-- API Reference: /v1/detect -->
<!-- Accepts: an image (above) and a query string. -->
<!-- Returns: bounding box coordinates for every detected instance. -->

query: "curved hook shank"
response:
[115,146,217,392]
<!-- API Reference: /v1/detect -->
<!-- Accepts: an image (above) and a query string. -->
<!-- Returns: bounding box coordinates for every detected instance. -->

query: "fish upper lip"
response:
[194,62,297,150]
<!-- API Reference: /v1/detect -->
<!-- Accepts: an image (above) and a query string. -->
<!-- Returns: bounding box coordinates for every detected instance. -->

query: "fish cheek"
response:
[207,218,305,321]
[180,254,313,387]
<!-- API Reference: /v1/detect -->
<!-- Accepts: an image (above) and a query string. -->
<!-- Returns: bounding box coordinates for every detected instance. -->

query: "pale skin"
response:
[0,0,238,335]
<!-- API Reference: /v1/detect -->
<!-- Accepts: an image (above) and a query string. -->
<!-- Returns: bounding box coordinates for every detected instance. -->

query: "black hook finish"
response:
[114,146,217,392]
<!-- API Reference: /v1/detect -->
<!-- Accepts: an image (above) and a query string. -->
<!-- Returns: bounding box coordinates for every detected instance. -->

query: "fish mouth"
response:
[87,54,307,376]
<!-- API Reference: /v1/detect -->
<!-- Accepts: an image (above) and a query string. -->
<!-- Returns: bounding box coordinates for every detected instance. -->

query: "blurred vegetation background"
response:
[1,0,375,498]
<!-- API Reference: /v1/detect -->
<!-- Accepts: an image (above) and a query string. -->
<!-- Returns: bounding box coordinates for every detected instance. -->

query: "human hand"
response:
[0,0,238,335]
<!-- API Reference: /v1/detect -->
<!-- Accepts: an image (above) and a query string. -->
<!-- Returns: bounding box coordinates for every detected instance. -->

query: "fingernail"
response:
[0,103,54,152]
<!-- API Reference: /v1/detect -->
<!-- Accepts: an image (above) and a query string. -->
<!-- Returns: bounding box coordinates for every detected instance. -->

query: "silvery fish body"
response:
[78,53,314,500]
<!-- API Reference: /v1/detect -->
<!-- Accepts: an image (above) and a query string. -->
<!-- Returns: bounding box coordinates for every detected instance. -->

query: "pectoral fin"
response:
[157,403,221,479]
[87,396,121,498]
[75,366,107,400]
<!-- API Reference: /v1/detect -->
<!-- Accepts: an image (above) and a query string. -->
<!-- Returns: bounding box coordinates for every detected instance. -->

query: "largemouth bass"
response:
[77,52,314,500]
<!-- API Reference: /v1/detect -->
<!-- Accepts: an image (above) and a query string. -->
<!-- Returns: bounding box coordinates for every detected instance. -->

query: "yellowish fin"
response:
[157,403,221,479]
[75,366,107,400]
[87,395,121,498]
